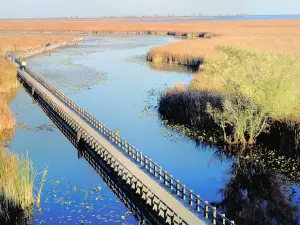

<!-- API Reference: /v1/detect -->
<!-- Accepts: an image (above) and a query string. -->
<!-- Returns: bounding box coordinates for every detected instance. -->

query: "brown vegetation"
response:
[1,18,300,66]
[0,18,299,35]
[0,58,17,92]
[0,35,74,55]
[147,35,300,67]
[1,18,300,58]
[0,97,15,140]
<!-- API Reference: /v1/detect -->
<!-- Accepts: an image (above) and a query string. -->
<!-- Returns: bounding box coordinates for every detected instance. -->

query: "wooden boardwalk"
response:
[12,41,235,225]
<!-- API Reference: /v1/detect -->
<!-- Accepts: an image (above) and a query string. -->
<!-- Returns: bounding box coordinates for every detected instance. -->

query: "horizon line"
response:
[1,13,300,20]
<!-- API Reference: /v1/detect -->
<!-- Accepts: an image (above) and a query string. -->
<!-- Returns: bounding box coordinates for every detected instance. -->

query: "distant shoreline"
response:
[1,14,300,20]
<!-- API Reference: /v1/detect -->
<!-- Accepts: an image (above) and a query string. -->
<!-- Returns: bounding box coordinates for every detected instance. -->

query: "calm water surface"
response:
[124,15,300,22]
[9,35,300,224]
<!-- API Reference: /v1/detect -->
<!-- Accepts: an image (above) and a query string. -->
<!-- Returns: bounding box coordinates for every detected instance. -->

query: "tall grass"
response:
[0,97,16,141]
[0,149,35,224]
[0,58,18,92]
[0,149,47,224]
[147,49,203,68]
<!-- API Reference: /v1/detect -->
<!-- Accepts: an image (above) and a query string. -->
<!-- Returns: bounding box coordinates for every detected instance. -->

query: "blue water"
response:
[123,15,300,23]
[8,35,300,224]
[24,35,229,200]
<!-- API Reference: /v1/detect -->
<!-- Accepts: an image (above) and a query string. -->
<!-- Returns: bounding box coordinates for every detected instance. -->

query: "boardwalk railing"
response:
[15,55,235,224]
[18,68,189,225]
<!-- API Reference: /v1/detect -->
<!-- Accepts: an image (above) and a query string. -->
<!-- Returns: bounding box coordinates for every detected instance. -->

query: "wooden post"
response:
[76,130,82,143]
[153,164,157,177]
[149,159,152,174]
[182,184,186,200]
[221,214,226,225]
[189,190,193,206]
[145,156,148,170]
[196,195,200,211]
[159,167,162,181]
[164,172,168,186]
[128,145,132,157]
[140,152,143,166]
[205,201,209,219]
[176,180,180,195]
[31,87,35,96]
[213,207,217,224]
[170,175,173,190]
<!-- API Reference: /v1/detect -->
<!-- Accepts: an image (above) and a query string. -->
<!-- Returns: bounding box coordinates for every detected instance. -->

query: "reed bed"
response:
[0,148,48,224]
[159,46,300,146]
[0,149,35,224]
[147,35,300,68]
[147,49,203,69]
[0,18,299,36]
[0,58,18,92]
[0,35,74,55]
[0,96,15,141]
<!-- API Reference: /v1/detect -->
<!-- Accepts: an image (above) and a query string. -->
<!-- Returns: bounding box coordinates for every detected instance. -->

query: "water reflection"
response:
[211,147,300,225]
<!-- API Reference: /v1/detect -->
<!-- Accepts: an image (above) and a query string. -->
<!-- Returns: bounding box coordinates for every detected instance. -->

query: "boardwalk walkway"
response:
[12,41,235,225]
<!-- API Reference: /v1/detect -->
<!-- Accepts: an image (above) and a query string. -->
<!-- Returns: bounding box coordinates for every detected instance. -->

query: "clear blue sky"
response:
[1,0,300,19]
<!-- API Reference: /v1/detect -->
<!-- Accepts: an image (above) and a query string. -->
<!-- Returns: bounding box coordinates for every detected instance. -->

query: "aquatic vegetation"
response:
[36,167,48,208]
[147,49,203,69]
[147,62,197,74]
[31,177,138,225]
[213,154,299,225]
[40,56,108,94]
[124,55,146,64]
[60,57,85,67]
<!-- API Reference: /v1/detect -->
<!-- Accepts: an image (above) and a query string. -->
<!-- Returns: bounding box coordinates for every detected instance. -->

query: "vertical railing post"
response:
[170,175,173,190]
[205,201,209,219]
[176,180,180,195]
[132,148,136,160]
[164,172,168,186]
[140,152,143,166]
[221,214,226,225]
[213,207,217,224]
[159,167,162,181]
[182,184,186,200]
[189,190,193,206]
[145,156,148,169]
[149,159,152,174]
[196,195,200,212]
